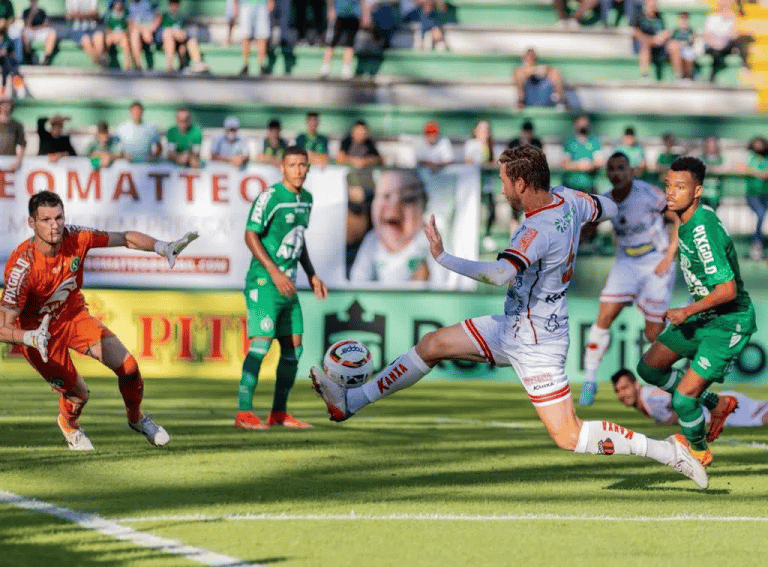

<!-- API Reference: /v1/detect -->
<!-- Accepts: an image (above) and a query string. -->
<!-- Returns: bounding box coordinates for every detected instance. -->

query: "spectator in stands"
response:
[561,114,603,193]
[631,0,685,80]
[508,120,543,149]
[320,0,370,79]
[22,0,57,65]
[0,98,25,171]
[704,0,748,82]
[337,120,382,168]
[295,0,324,45]
[211,115,250,168]
[615,126,647,177]
[669,11,696,80]
[295,111,329,166]
[167,107,202,168]
[654,132,681,177]
[85,121,124,168]
[37,115,77,163]
[0,0,14,36]
[258,118,287,165]
[600,0,641,28]
[699,134,725,210]
[553,0,600,29]
[417,0,448,51]
[513,48,566,110]
[370,0,397,49]
[105,1,132,69]
[235,0,273,76]
[464,119,497,252]
[415,120,454,173]
[67,0,106,67]
[0,0,23,66]
[156,0,209,72]
[127,0,161,71]
[0,26,24,97]
[116,100,162,162]
[742,136,768,261]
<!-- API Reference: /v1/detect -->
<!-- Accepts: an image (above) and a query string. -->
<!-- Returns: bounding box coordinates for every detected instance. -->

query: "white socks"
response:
[574,420,675,465]
[583,324,611,380]
[346,347,431,414]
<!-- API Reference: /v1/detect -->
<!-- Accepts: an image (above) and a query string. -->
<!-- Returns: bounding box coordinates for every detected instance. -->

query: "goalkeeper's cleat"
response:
[668,434,709,489]
[58,414,94,451]
[579,381,598,406]
[707,394,738,443]
[310,366,351,422]
[234,411,269,430]
[672,433,713,467]
[266,411,312,429]
[129,414,171,446]
[163,231,199,268]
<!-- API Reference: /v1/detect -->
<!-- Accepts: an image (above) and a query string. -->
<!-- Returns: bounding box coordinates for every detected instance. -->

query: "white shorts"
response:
[722,391,768,427]
[23,27,54,44]
[462,315,572,407]
[600,253,674,323]
[240,2,270,40]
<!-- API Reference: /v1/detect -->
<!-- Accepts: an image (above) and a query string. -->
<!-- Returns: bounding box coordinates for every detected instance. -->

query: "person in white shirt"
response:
[311,145,711,490]
[580,152,678,406]
[415,120,454,173]
[703,0,748,82]
[115,101,161,163]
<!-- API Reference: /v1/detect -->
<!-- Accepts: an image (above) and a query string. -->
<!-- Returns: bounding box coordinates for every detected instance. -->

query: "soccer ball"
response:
[323,340,375,388]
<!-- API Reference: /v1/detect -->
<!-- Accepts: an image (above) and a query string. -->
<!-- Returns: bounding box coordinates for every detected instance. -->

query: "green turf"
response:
[1,374,767,567]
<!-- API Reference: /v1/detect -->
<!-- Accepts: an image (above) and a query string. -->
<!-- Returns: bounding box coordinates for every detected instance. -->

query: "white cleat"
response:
[667,435,709,489]
[310,366,351,422]
[58,414,95,451]
[130,414,171,447]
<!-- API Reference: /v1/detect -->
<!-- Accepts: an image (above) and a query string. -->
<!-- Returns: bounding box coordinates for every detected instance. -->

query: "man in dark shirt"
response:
[22,0,57,65]
[508,120,543,150]
[38,115,76,162]
[337,120,382,168]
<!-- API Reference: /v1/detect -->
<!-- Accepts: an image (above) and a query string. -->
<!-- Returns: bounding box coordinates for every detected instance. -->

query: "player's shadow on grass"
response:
[605,474,730,494]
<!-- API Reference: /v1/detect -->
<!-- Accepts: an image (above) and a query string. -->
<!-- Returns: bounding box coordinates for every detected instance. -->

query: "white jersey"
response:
[349,229,431,285]
[602,180,668,258]
[639,386,768,427]
[497,186,601,344]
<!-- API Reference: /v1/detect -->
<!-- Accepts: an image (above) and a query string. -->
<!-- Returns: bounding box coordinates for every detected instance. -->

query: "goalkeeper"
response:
[0,190,198,451]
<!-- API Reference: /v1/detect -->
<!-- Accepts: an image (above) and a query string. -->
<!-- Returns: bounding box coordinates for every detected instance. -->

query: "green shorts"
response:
[657,320,753,383]
[244,284,303,339]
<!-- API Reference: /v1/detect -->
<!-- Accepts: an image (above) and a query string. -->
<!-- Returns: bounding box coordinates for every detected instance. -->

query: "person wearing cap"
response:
[414,120,454,173]
[295,111,329,166]
[211,115,250,168]
[37,114,76,163]
[166,106,202,168]
[258,118,287,166]
[85,121,124,168]
[508,120,543,149]
[0,98,25,172]
[615,126,647,177]
[513,47,566,109]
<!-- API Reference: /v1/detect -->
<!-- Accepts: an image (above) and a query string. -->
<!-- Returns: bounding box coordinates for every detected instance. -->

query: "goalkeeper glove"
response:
[154,231,199,268]
[23,314,51,363]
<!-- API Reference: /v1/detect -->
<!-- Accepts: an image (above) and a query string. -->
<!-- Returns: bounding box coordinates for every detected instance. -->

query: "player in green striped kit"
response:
[235,146,328,430]
[637,156,755,467]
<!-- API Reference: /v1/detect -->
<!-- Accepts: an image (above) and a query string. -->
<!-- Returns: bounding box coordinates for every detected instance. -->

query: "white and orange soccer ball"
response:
[323,340,375,388]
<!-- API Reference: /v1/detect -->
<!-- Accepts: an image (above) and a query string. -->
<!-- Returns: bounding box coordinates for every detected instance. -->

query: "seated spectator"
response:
[463,120,497,252]
[295,0,325,45]
[513,48,566,109]
[631,0,683,80]
[704,0,748,82]
[158,0,209,72]
[85,121,124,168]
[166,107,202,168]
[258,118,287,165]
[337,120,383,168]
[614,126,647,177]
[655,132,681,175]
[37,115,77,163]
[0,0,23,66]
[127,0,161,71]
[600,0,641,28]
[116,100,162,162]
[370,0,396,49]
[67,0,106,67]
[699,134,725,210]
[22,0,57,65]
[0,27,24,97]
[104,1,132,69]
[0,98,25,171]
[669,11,696,80]
[553,0,600,28]
[741,136,768,261]
[417,0,448,51]
[320,0,370,79]
[295,111,329,166]
[236,0,273,76]
[508,120,543,149]
[414,120,454,173]
[560,114,603,193]
[211,115,250,168]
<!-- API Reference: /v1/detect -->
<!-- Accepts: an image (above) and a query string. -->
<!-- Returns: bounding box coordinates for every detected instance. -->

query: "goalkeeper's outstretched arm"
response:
[106,231,199,268]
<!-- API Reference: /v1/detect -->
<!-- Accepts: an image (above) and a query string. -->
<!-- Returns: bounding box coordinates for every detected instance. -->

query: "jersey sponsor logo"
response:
[40,276,79,315]
[729,333,742,348]
[679,254,709,297]
[70,256,81,272]
[692,224,718,275]
[521,372,553,386]
[3,257,31,304]
[249,189,272,225]
[602,421,634,439]
[377,363,408,393]
[276,226,306,261]
[544,289,567,304]
[285,213,295,224]
[554,207,576,233]
[517,228,538,252]
[698,356,711,370]
[532,382,554,391]
[545,314,560,332]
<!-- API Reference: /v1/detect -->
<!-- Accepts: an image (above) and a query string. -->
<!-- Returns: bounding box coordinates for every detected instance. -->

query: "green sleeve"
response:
[245,190,274,234]
[702,222,735,287]
[318,135,329,153]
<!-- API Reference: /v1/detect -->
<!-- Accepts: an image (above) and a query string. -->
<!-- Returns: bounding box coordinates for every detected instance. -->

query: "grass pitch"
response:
[1,373,767,567]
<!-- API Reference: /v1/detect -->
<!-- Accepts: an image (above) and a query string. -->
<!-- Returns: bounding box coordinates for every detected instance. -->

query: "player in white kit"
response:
[612,368,768,428]
[580,152,679,406]
[311,145,710,489]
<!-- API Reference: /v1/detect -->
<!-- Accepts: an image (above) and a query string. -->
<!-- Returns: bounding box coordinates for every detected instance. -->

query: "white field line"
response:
[0,490,263,567]
[117,512,768,523]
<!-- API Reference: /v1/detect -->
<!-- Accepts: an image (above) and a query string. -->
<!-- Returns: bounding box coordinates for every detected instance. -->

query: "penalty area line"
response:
[0,490,263,567]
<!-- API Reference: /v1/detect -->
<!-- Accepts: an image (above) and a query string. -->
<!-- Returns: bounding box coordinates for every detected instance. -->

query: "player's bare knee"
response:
[415,331,446,365]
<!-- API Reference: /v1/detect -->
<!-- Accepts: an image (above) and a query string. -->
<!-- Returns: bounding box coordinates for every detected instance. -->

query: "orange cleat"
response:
[674,434,713,467]
[234,411,269,430]
[707,394,738,443]
[266,411,312,429]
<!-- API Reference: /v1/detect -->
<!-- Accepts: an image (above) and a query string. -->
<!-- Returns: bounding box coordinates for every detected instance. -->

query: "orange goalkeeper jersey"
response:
[2,226,109,329]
